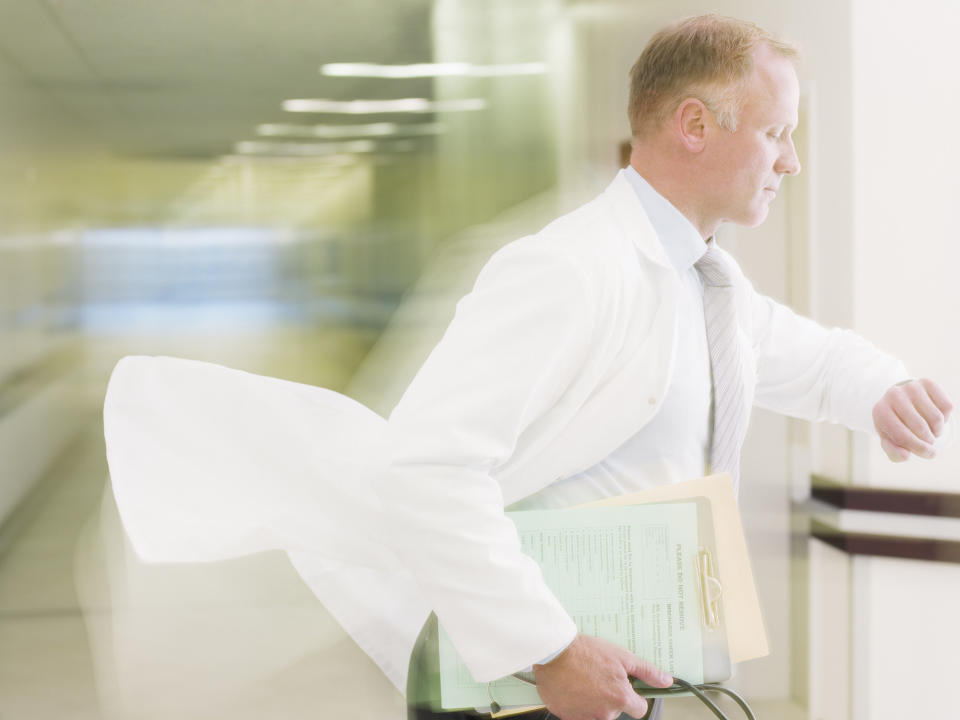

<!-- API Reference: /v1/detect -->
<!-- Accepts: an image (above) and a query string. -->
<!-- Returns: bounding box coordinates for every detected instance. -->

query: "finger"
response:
[621,654,673,688]
[881,435,910,462]
[876,390,935,454]
[874,402,931,457]
[620,687,649,720]
[890,391,937,446]
[902,382,947,437]
[920,378,955,421]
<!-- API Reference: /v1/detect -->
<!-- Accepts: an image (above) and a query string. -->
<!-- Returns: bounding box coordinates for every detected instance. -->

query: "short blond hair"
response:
[628,14,798,138]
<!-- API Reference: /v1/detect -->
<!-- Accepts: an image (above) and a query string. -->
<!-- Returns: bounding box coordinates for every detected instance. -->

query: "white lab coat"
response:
[103,170,908,692]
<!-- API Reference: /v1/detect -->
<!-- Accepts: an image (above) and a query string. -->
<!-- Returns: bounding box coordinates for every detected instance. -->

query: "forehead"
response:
[741,46,799,126]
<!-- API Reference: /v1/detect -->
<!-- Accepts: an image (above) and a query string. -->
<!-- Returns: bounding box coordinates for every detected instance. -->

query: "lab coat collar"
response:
[600,169,673,271]
[623,166,706,273]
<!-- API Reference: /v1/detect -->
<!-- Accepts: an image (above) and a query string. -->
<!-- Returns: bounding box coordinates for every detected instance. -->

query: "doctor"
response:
[380,14,953,720]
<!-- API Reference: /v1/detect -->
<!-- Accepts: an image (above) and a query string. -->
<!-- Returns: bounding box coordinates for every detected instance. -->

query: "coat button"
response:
[648,396,657,405]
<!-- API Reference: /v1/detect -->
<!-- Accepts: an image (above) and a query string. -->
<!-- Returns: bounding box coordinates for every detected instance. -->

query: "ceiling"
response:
[0,0,435,160]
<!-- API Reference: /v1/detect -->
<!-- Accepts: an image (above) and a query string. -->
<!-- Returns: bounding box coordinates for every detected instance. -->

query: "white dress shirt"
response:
[511,166,713,513]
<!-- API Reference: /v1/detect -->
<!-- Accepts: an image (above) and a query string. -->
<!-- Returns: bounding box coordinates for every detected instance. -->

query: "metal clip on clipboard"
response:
[699,547,723,631]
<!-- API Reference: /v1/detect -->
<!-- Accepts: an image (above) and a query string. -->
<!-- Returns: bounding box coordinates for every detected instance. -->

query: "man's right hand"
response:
[532,634,674,720]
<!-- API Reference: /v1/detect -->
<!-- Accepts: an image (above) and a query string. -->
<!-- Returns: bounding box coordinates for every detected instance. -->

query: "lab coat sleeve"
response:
[375,238,590,683]
[750,287,909,433]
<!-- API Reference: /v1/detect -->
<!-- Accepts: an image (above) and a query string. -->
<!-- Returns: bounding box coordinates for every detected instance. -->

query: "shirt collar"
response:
[624,165,706,272]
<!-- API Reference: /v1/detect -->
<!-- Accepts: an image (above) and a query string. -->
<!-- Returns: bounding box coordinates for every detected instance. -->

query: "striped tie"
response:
[695,244,747,495]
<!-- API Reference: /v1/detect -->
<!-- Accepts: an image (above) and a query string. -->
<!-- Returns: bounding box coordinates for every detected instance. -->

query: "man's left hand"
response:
[872,378,954,462]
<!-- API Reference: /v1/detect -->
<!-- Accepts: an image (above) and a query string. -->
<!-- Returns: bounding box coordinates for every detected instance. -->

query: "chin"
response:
[741,206,770,228]
[721,204,770,230]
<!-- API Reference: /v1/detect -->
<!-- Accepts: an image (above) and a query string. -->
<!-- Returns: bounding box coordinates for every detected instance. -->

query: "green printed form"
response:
[438,502,704,710]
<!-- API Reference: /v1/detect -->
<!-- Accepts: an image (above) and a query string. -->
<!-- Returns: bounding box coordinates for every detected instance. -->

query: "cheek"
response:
[728,142,769,187]
[748,144,773,172]
[744,154,773,195]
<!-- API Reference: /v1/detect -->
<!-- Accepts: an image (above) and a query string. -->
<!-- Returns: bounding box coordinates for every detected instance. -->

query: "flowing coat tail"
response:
[103,355,431,692]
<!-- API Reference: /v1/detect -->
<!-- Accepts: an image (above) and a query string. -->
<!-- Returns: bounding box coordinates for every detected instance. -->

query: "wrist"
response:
[536,635,577,667]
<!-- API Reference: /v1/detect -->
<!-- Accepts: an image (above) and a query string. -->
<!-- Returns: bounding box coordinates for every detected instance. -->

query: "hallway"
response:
[0,328,409,719]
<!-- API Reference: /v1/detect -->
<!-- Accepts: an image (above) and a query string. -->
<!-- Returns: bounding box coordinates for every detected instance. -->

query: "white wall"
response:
[851,556,960,720]
[844,4,960,718]
[850,0,960,490]
[809,540,852,720]
[0,236,87,526]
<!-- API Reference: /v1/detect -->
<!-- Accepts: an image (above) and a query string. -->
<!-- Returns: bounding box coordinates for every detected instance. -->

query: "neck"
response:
[629,148,716,241]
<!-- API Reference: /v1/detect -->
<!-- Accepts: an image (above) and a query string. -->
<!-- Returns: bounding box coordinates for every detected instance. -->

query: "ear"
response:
[675,98,709,153]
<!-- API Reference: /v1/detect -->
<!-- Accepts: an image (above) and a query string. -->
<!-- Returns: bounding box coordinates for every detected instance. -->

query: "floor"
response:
[0,420,104,719]
[0,326,408,719]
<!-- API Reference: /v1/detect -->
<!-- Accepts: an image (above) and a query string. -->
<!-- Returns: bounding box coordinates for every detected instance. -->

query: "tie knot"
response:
[695,246,734,288]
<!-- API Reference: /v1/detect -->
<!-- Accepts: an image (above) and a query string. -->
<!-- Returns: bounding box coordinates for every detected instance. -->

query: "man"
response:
[378,14,953,720]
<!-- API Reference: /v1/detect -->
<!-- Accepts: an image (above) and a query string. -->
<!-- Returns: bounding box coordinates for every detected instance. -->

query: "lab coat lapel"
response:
[498,172,680,502]
[552,172,680,476]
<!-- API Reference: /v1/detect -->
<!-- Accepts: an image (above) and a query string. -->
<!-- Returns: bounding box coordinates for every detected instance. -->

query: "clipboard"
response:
[436,495,734,711]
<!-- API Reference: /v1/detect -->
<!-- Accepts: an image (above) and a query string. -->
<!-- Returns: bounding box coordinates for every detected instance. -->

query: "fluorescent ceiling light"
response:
[321,62,547,78]
[235,139,416,157]
[220,153,358,168]
[282,98,486,114]
[256,122,444,138]
[236,140,377,156]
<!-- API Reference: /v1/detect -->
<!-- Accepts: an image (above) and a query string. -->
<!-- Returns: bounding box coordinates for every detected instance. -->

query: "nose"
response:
[776,135,801,176]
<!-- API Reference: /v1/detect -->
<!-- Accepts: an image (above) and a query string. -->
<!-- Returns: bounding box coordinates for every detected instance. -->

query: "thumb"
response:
[620,652,673,688]
[619,686,650,720]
